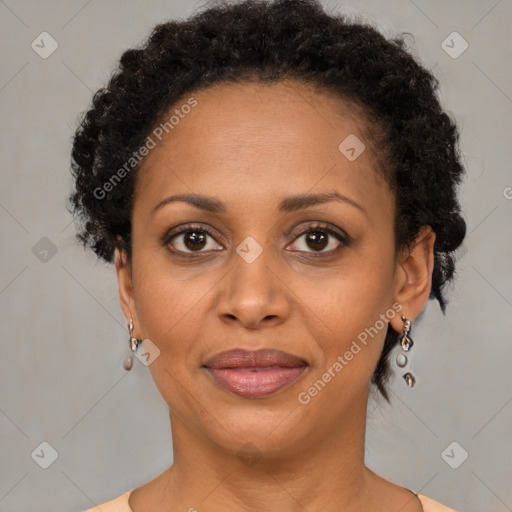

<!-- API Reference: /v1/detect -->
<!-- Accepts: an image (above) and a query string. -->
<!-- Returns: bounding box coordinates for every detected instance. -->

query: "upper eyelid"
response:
[164,223,225,244]
[287,221,348,241]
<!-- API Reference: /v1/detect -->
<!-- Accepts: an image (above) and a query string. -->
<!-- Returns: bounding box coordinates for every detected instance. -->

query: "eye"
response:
[286,222,349,255]
[162,222,349,258]
[163,224,224,255]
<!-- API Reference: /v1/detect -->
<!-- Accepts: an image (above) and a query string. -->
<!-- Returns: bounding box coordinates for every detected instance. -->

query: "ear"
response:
[389,225,436,332]
[114,246,139,333]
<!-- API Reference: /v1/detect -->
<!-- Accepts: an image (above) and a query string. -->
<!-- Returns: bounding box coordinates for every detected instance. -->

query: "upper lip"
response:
[203,348,308,369]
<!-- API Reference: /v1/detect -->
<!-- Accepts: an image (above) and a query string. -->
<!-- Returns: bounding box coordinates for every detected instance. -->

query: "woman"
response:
[70,0,466,510]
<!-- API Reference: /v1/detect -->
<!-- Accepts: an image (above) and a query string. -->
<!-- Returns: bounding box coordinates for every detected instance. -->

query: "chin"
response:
[202,406,312,458]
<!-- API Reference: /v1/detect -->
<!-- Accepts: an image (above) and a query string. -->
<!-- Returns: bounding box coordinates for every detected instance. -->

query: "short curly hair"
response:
[69,0,467,402]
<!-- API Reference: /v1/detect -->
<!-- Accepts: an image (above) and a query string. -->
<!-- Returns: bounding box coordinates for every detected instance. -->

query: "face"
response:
[115,80,434,459]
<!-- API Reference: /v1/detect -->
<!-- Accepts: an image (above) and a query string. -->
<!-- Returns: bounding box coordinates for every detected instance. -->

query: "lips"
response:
[203,348,307,369]
[202,348,308,399]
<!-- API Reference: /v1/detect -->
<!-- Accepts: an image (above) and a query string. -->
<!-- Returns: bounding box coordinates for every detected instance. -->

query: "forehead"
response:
[134,80,389,213]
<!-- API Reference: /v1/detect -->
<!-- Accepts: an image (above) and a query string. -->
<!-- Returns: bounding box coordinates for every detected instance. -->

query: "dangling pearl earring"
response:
[123,318,142,371]
[395,314,416,387]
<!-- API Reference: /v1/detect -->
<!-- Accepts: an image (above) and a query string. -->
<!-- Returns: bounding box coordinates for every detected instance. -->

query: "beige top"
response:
[82,488,458,511]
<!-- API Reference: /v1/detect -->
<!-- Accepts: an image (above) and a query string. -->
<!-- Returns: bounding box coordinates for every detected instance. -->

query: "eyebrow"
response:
[151,191,367,216]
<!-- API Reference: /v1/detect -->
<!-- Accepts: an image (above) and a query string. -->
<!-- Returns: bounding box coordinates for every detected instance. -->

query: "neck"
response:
[158,392,378,511]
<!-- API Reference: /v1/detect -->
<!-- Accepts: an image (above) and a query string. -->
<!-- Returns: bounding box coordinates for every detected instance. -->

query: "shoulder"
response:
[79,488,457,512]
[417,493,458,512]
[81,489,133,512]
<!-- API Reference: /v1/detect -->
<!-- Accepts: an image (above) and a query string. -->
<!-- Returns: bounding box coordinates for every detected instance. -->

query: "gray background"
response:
[0,0,511,511]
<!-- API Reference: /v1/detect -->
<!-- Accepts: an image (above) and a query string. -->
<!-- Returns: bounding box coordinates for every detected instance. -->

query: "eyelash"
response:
[161,222,350,258]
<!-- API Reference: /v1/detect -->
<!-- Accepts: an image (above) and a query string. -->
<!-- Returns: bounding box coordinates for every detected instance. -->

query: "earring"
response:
[123,318,143,371]
[395,314,416,387]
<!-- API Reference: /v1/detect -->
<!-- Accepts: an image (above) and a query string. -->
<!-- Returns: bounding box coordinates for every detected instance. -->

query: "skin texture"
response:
[115,80,434,511]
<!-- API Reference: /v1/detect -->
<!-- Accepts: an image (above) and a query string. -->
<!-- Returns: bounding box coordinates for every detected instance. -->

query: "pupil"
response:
[185,230,206,250]
[307,231,328,251]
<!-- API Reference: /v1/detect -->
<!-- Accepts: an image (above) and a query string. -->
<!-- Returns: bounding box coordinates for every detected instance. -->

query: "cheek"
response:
[309,283,389,373]
[129,243,232,397]
[132,261,209,352]
[130,259,213,411]
[305,244,395,377]
[297,290,391,415]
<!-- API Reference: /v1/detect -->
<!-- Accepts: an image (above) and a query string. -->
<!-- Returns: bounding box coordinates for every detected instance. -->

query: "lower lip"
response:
[204,366,307,399]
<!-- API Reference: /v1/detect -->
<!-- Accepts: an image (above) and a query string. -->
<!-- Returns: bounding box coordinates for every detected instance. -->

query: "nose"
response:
[216,243,291,330]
